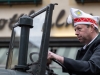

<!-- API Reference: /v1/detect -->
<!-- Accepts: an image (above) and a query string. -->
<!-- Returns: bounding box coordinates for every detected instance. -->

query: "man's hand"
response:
[47,51,55,59]
[47,51,64,64]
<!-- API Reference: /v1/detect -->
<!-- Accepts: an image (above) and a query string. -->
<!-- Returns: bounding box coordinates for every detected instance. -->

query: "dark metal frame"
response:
[0,37,37,48]
[4,3,57,75]
[0,37,84,47]
[30,3,57,75]
[49,37,84,47]
[0,37,19,47]
[75,0,100,4]
[0,0,42,5]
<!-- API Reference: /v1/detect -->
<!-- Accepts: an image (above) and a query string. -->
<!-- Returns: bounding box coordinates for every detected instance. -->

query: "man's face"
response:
[74,24,92,44]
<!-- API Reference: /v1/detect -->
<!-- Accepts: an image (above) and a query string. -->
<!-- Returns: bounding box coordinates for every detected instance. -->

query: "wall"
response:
[0,0,100,37]
[0,0,50,37]
[50,0,100,37]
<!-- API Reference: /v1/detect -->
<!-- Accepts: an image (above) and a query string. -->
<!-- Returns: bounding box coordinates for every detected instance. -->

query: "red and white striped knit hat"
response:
[67,8,100,29]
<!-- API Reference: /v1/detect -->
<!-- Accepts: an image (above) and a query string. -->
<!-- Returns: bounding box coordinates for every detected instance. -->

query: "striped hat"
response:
[67,8,100,29]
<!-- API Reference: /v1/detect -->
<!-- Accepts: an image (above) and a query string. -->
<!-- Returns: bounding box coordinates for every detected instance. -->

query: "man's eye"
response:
[74,28,82,31]
[78,28,81,31]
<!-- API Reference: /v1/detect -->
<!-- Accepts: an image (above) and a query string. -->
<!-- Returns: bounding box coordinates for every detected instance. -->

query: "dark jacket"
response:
[62,33,100,75]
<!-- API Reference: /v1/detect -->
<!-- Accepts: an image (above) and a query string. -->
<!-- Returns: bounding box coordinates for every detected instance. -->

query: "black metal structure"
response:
[14,15,33,71]
[49,37,84,47]
[0,37,83,48]
[75,0,100,4]
[3,3,57,75]
[0,37,84,47]
[29,3,58,75]
[0,0,42,5]
[0,3,82,75]
[0,37,19,47]
[6,27,16,69]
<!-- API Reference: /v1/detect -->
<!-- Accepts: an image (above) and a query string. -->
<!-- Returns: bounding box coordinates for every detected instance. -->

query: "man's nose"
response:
[75,30,79,35]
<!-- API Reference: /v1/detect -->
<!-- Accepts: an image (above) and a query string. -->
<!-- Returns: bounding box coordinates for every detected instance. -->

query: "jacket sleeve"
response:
[62,45,100,74]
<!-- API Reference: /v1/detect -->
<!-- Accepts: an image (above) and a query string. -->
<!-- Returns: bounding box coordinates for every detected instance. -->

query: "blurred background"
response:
[0,0,100,75]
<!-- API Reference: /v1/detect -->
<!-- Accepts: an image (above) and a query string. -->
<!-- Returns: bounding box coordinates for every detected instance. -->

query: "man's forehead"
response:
[74,24,89,30]
[74,24,86,28]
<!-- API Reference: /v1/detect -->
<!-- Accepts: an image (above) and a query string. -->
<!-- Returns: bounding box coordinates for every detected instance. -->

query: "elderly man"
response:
[48,8,100,75]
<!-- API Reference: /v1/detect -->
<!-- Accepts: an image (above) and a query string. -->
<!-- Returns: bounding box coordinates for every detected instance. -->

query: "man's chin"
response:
[79,40,85,44]
[78,39,83,43]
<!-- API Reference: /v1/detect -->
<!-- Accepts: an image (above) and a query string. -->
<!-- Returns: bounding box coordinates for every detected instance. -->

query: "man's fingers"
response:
[47,51,53,59]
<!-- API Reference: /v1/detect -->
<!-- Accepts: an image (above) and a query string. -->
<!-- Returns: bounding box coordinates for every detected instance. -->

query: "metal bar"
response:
[18,26,30,65]
[14,15,33,71]
[5,22,19,69]
[29,6,48,18]
[35,4,55,75]
[6,27,15,69]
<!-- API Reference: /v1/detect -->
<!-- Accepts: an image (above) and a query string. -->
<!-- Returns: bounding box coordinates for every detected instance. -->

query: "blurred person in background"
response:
[47,8,100,75]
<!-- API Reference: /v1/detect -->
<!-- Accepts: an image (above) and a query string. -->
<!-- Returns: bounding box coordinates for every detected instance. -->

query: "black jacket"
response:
[62,33,100,75]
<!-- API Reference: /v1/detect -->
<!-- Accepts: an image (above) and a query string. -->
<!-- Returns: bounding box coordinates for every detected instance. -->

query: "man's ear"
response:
[90,24,95,32]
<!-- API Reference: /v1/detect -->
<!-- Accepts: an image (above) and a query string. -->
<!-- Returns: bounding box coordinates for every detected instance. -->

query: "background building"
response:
[0,0,100,75]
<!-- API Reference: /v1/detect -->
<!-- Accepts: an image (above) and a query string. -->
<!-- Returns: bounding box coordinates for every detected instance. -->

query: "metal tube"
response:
[30,3,58,18]
[14,15,33,71]
[6,27,15,69]
[18,26,30,65]
[30,6,48,18]
[35,4,55,75]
